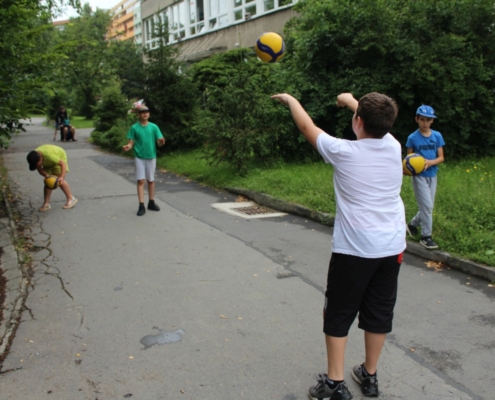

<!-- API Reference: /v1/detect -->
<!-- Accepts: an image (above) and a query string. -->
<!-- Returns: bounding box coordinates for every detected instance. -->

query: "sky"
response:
[54,0,120,21]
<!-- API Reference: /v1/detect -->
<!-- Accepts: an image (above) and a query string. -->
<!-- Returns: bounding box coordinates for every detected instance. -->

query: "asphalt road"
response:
[0,119,493,399]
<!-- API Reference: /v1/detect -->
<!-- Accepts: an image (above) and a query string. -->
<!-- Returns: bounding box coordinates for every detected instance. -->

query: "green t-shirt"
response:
[36,144,69,172]
[126,122,164,159]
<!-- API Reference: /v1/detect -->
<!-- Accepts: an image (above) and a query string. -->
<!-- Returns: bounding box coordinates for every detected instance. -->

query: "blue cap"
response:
[416,105,436,118]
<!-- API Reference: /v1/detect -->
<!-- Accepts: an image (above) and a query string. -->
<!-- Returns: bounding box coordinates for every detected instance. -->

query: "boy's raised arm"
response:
[271,93,322,149]
[336,93,358,113]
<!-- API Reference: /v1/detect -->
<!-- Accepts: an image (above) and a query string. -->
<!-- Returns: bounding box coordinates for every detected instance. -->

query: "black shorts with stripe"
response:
[323,252,402,337]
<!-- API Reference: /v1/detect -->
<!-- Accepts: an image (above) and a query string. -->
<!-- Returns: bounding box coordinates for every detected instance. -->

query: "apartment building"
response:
[139,0,297,61]
[107,0,139,41]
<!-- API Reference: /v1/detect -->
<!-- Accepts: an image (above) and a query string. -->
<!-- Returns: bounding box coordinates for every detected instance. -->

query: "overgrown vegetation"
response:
[192,49,304,175]
[283,0,495,158]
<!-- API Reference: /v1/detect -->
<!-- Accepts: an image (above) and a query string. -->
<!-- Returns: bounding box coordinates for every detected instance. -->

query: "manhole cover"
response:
[235,205,277,215]
[211,202,287,219]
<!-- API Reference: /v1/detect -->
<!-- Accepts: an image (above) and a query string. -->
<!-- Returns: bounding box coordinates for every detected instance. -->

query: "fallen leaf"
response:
[238,317,242,320]
[180,390,185,394]
[220,315,228,319]
[409,348,416,352]
[236,195,248,203]
[425,261,446,272]
[437,301,441,304]
[76,354,81,357]
[466,282,471,285]
[129,356,134,359]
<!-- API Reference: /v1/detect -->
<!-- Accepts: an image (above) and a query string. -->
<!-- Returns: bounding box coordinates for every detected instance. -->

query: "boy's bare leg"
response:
[148,181,155,201]
[363,331,386,375]
[325,335,348,380]
[42,186,52,208]
[58,180,74,206]
[137,180,145,203]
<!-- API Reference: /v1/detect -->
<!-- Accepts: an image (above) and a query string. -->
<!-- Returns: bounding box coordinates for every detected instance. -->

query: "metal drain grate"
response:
[234,205,276,216]
[211,202,287,219]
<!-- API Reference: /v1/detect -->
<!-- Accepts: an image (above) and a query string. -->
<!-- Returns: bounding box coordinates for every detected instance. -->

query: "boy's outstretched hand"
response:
[271,93,296,105]
[157,138,165,147]
[122,144,132,152]
[336,93,358,112]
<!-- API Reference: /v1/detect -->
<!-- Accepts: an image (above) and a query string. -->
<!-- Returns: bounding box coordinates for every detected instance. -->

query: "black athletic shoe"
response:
[308,374,353,400]
[147,200,160,211]
[351,364,379,397]
[420,236,438,250]
[137,204,146,216]
[406,223,418,237]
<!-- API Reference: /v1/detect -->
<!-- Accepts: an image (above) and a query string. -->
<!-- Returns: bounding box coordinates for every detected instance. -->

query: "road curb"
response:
[0,188,28,368]
[226,187,495,282]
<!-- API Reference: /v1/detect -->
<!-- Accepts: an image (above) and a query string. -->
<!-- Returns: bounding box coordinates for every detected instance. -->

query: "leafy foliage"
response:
[54,4,113,118]
[192,49,312,174]
[107,40,145,99]
[91,114,134,151]
[284,0,495,157]
[141,20,200,151]
[92,82,130,133]
[0,0,60,146]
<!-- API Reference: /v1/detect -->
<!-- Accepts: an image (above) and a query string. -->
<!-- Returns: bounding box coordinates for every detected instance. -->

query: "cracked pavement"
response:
[0,118,493,399]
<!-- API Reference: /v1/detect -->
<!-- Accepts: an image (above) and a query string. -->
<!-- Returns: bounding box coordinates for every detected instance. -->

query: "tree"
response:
[192,49,302,174]
[283,0,495,157]
[141,19,200,150]
[54,4,113,118]
[107,40,144,100]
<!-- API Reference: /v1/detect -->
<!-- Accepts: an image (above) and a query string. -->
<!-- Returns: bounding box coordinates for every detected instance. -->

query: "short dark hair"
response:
[356,93,398,138]
[27,150,40,171]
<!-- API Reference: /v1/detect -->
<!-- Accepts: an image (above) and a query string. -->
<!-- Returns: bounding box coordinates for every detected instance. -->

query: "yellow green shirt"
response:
[36,145,69,172]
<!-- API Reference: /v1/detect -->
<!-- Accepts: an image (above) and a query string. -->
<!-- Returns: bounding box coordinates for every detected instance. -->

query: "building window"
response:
[143,0,294,47]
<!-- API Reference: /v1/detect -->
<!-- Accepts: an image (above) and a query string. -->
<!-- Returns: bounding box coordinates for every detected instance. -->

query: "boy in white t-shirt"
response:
[272,92,406,400]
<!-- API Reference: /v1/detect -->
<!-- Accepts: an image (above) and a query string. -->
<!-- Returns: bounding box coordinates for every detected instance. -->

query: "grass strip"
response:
[158,150,495,267]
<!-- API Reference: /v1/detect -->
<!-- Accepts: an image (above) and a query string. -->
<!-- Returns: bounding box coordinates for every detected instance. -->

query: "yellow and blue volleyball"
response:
[255,32,285,63]
[403,153,426,176]
[44,175,59,190]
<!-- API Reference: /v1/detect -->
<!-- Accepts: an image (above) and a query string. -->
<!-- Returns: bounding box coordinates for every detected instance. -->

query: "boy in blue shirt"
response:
[405,105,445,249]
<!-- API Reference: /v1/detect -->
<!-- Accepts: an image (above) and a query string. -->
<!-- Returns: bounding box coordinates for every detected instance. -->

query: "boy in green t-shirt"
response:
[123,106,165,216]
[26,144,78,211]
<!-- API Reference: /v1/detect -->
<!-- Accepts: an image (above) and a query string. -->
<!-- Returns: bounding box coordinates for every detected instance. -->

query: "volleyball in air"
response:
[44,175,59,190]
[255,32,285,63]
[403,153,426,176]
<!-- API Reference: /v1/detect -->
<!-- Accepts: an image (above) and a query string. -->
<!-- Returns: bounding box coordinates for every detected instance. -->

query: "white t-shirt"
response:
[317,132,406,258]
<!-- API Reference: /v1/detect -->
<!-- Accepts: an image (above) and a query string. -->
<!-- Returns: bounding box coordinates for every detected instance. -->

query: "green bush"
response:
[283,0,495,157]
[191,49,317,174]
[91,114,134,152]
[142,20,201,151]
[92,84,129,133]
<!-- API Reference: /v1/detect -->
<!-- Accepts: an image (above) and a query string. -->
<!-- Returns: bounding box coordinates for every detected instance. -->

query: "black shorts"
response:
[323,252,402,337]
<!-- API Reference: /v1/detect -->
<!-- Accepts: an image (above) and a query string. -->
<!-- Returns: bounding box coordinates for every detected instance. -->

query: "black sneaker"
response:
[351,364,379,397]
[406,223,418,237]
[420,236,438,250]
[147,200,160,211]
[137,204,146,216]
[308,374,353,400]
